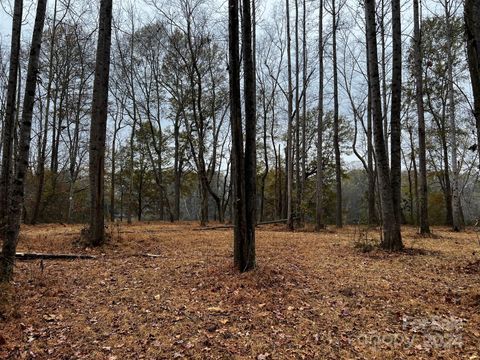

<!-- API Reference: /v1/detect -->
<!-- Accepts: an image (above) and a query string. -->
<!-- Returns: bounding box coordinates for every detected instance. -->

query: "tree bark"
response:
[365,18,376,226]
[364,0,402,250]
[229,0,256,272]
[88,0,113,246]
[332,0,342,228]
[300,0,307,225]
[1,0,48,282]
[413,0,430,234]
[229,0,246,268]
[241,0,256,271]
[315,0,325,231]
[446,3,462,231]
[294,0,301,226]
[0,0,23,240]
[286,0,294,231]
[173,112,182,221]
[390,0,402,228]
[465,0,480,166]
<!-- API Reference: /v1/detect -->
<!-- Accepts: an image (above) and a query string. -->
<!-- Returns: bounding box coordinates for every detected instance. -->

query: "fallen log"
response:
[257,219,288,226]
[195,219,289,231]
[0,252,97,260]
[194,225,234,231]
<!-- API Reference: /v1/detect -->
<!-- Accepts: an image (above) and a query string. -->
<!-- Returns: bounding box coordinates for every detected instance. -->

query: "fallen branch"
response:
[194,225,234,231]
[195,219,289,231]
[1,252,97,260]
[140,253,163,258]
[257,219,288,226]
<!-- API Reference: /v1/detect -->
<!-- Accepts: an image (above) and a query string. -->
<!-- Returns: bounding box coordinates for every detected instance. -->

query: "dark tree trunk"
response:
[0,0,22,240]
[332,0,342,228]
[365,18,376,226]
[241,0,256,271]
[229,0,256,272]
[1,0,47,282]
[294,0,301,226]
[229,0,246,269]
[173,114,182,221]
[286,0,294,231]
[408,125,420,225]
[465,0,480,167]
[88,0,113,246]
[413,0,430,234]
[364,0,403,250]
[315,0,324,231]
[260,92,269,222]
[300,0,307,225]
[390,0,402,228]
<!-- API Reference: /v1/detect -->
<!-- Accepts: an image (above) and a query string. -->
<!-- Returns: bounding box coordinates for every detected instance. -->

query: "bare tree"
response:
[389,0,402,231]
[315,0,325,231]
[413,0,430,234]
[1,0,48,282]
[0,0,23,240]
[331,0,342,228]
[87,0,113,246]
[465,0,480,166]
[229,0,255,271]
[286,0,294,230]
[364,0,402,249]
[443,0,463,231]
[242,0,256,271]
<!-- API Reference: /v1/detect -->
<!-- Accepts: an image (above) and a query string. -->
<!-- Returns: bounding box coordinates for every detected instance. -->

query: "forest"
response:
[0,0,480,358]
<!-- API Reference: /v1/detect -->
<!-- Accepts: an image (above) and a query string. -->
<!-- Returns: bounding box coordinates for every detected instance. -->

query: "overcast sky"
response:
[0,8,11,38]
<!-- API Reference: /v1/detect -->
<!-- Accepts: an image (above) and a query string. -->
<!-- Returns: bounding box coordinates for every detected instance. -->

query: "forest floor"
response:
[1,222,480,359]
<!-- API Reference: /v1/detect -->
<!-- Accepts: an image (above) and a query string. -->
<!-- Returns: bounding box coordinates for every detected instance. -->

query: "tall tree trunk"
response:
[229,0,246,269]
[413,0,430,234]
[408,125,420,225]
[465,0,480,166]
[0,0,22,240]
[1,0,47,282]
[441,132,453,225]
[260,91,269,222]
[127,125,136,224]
[110,126,119,222]
[390,0,402,227]
[286,0,294,230]
[242,0,256,271]
[88,0,113,246]
[301,0,307,225]
[380,0,389,162]
[200,178,208,226]
[173,113,182,221]
[332,0,342,228]
[446,4,462,231]
[294,0,301,226]
[365,17,376,226]
[365,0,402,250]
[315,0,324,231]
